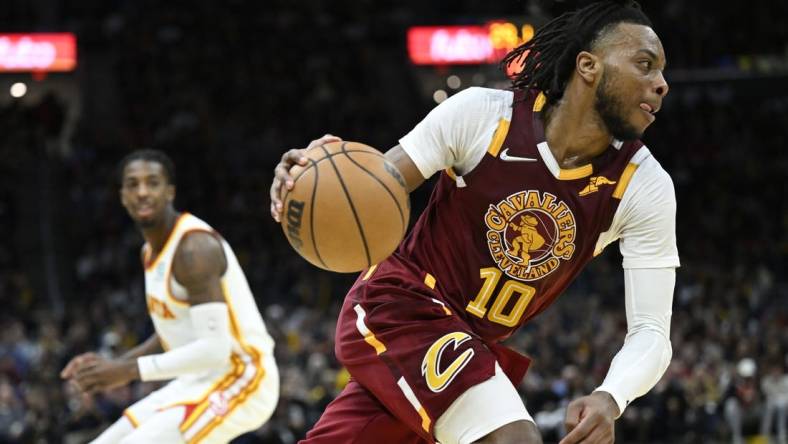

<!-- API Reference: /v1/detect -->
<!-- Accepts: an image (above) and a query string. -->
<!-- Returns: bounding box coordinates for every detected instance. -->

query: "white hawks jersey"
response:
[143,213,274,369]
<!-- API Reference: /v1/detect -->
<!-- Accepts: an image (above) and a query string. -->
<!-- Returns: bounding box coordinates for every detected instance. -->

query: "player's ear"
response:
[576,51,600,84]
[166,184,176,203]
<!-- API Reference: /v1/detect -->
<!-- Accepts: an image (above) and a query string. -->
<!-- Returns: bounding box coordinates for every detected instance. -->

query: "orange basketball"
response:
[280,141,410,272]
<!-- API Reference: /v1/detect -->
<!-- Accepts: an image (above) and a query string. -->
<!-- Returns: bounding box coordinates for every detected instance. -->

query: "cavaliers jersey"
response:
[395,88,678,343]
[143,213,274,365]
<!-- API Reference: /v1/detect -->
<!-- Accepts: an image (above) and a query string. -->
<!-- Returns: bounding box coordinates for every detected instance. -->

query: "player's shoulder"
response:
[625,147,676,204]
[178,212,214,232]
[172,229,226,281]
[440,87,513,112]
[459,86,513,102]
[458,86,513,100]
[636,149,674,187]
[173,214,225,262]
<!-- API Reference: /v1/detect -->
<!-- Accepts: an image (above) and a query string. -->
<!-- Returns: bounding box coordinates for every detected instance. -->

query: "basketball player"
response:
[270,2,675,443]
[61,149,279,443]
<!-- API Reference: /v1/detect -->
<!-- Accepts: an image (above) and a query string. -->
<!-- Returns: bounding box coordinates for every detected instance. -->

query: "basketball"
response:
[280,141,410,272]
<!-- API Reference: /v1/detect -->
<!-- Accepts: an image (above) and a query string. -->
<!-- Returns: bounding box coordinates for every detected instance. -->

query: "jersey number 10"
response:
[466,267,536,327]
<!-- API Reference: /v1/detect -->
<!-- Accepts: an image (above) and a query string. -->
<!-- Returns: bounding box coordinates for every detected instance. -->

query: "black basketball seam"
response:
[281,158,328,269]
[322,143,371,268]
[341,144,407,236]
[288,149,387,183]
[309,158,327,268]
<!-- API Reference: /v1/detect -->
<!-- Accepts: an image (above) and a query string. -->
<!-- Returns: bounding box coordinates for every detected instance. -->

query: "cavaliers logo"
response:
[421,332,475,393]
[484,191,576,281]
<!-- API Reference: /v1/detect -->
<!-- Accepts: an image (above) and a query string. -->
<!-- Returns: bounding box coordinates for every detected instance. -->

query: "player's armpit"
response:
[385,145,425,193]
[172,231,227,305]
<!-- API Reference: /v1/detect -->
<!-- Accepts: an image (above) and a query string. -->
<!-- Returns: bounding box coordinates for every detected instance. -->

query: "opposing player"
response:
[62,149,279,443]
[271,1,676,443]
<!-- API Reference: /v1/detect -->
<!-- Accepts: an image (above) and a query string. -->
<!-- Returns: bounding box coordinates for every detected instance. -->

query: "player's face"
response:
[120,160,175,229]
[593,23,668,140]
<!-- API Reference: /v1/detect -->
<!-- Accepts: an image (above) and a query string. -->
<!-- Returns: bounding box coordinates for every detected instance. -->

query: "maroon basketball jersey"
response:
[395,89,644,343]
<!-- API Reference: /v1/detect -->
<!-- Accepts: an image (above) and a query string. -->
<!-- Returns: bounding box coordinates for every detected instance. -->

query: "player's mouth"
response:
[639,102,658,122]
[136,205,155,218]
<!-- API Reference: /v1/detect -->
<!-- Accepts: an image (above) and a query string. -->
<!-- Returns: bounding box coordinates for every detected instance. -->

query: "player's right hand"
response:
[60,352,99,380]
[270,134,342,222]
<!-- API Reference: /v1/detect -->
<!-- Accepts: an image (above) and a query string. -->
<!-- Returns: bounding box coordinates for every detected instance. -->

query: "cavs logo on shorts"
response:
[421,332,475,393]
[484,190,576,281]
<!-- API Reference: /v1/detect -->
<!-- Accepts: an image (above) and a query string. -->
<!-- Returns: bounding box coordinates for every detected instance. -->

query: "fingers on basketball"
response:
[280,141,409,273]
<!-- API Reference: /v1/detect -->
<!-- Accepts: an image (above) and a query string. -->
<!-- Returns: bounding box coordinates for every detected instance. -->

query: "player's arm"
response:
[122,246,165,360]
[270,88,507,221]
[593,268,674,406]
[384,145,424,193]
[71,233,233,392]
[61,334,163,381]
[135,231,233,381]
[562,160,678,444]
[121,332,164,360]
[60,245,164,390]
[561,268,674,444]
[269,136,424,221]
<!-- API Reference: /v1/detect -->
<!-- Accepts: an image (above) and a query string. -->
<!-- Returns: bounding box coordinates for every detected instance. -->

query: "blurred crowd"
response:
[1,1,787,443]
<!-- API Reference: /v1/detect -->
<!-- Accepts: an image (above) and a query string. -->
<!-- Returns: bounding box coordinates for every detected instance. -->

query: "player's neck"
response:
[142,208,180,253]
[543,93,613,169]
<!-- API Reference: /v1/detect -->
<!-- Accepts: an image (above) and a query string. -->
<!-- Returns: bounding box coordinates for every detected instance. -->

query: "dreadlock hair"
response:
[501,0,652,106]
[117,148,176,186]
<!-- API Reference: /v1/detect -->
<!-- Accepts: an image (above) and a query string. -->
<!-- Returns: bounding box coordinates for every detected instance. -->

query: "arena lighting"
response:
[446,75,461,89]
[9,82,27,98]
[0,33,77,72]
[407,21,534,66]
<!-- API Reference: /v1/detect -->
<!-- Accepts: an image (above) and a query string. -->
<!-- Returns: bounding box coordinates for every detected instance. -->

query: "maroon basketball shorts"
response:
[302,256,531,443]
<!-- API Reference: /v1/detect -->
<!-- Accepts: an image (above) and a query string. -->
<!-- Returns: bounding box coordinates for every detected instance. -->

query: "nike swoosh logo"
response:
[499,148,537,162]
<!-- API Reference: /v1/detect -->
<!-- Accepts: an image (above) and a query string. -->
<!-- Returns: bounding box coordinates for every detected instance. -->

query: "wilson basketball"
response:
[280,141,410,273]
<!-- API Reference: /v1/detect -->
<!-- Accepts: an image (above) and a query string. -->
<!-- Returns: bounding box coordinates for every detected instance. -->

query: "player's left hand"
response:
[559,391,619,444]
[72,355,140,394]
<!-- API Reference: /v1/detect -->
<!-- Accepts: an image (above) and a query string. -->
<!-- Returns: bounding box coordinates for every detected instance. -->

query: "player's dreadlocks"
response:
[118,148,177,186]
[501,0,652,106]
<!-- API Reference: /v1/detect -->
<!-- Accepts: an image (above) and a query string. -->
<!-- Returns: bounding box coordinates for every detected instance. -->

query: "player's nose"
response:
[137,183,150,197]
[653,71,669,98]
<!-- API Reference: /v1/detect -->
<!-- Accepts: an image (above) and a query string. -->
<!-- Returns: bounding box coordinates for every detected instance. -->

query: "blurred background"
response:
[0,0,786,443]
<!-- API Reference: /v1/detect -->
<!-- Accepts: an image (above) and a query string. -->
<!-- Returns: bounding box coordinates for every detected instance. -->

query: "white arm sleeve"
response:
[138,302,232,381]
[594,267,674,416]
[398,87,513,178]
[594,154,680,268]
[619,156,680,268]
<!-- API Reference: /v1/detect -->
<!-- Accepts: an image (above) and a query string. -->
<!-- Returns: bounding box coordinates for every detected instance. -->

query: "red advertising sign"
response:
[407,22,533,66]
[408,26,491,65]
[0,33,77,72]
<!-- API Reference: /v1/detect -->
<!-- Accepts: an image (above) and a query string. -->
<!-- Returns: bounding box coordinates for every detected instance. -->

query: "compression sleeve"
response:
[594,267,674,416]
[137,302,232,381]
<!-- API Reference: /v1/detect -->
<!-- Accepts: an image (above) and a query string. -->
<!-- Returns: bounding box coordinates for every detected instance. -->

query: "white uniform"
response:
[106,213,279,444]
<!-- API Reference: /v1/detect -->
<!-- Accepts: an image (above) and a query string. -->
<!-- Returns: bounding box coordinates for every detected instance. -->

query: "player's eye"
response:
[638,60,652,71]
